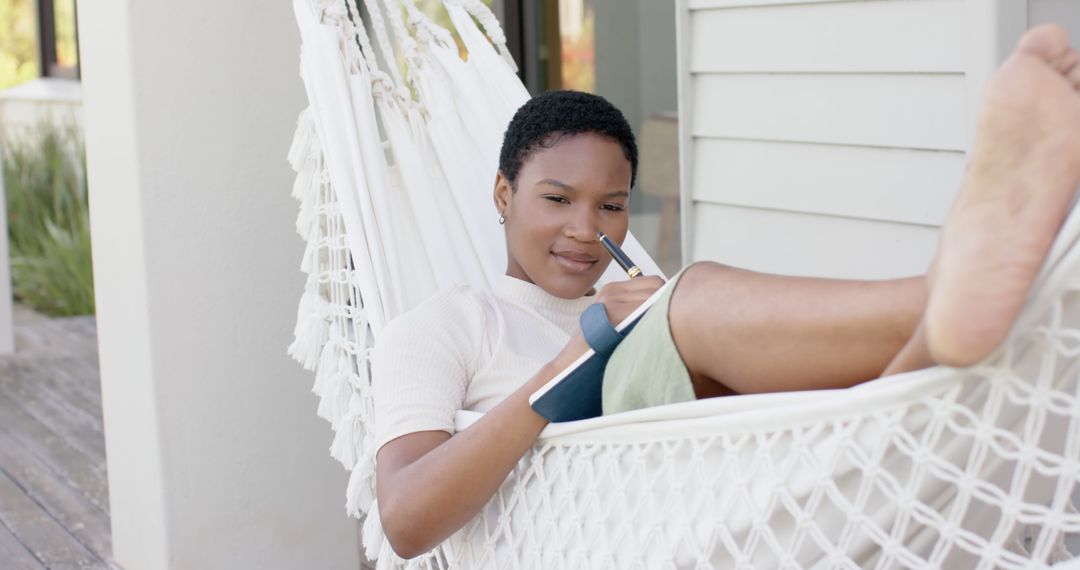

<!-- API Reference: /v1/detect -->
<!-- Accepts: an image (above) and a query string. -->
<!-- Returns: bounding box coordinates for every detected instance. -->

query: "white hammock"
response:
[287,1,1080,567]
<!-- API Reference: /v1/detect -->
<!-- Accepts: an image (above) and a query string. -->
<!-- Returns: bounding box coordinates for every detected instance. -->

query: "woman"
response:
[372,25,1080,559]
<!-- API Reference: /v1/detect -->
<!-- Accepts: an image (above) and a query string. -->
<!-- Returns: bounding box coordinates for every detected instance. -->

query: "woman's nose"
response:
[564,208,599,242]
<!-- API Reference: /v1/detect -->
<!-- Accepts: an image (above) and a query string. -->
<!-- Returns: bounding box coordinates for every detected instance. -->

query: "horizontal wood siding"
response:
[692,74,968,150]
[692,203,940,279]
[681,0,971,279]
[690,0,966,73]
[692,139,964,226]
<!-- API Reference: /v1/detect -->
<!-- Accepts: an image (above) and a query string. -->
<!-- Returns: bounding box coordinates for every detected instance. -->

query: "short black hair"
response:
[498,90,638,189]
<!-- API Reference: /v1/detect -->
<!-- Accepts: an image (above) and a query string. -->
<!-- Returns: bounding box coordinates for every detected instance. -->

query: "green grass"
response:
[1,124,95,316]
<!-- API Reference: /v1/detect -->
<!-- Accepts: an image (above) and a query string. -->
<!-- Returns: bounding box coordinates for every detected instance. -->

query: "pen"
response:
[597,231,642,279]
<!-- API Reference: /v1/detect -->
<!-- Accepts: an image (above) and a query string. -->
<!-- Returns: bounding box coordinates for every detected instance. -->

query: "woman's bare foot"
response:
[925,25,1080,367]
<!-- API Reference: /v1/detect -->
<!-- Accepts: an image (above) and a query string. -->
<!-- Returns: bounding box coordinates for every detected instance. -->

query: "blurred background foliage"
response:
[2,0,91,315]
[0,0,39,89]
[416,0,492,57]
[2,125,94,316]
[53,0,76,68]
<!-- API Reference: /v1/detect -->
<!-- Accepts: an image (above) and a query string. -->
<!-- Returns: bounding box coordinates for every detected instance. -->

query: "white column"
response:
[78,1,362,569]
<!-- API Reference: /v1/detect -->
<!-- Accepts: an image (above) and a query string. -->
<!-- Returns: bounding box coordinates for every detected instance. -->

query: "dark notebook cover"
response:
[528,280,673,422]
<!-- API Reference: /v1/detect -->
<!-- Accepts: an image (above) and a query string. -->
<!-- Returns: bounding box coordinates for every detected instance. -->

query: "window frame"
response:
[36,0,80,80]
[501,0,558,94]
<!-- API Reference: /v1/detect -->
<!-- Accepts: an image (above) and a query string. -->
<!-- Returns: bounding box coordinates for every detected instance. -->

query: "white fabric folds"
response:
[287,0,1080,567]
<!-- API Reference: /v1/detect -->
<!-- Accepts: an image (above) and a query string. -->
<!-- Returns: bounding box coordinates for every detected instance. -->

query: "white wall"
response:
[78,1,362,569]
[677,0,1077,280]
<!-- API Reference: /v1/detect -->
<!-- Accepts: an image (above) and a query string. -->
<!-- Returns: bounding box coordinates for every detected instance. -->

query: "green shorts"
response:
[601,268,695,415]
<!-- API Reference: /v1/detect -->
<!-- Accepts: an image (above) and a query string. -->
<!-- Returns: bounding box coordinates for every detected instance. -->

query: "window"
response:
[0,0,79,90]
[37,0,80,79]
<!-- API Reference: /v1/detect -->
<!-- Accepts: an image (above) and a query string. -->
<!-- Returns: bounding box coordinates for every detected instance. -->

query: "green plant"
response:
[0,0,39,90]
[2,123,95,316]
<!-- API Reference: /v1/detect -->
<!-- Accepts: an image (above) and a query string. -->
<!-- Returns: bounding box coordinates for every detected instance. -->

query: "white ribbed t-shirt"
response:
[371,275,595,452]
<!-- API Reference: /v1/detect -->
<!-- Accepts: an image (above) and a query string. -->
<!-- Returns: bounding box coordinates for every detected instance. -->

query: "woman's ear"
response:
[493,172,513,217]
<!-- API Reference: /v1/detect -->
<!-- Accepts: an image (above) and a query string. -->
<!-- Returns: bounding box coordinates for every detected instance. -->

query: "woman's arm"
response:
[375,333,588,559]
[375,275,664,559]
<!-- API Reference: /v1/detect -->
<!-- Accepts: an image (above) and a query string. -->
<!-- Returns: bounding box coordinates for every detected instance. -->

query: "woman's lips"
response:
[551,252,597,274]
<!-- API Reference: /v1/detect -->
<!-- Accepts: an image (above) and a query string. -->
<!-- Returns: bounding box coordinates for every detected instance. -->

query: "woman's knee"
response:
[668,262,735,344]
[670,262,733,310]
[667,261,738,387]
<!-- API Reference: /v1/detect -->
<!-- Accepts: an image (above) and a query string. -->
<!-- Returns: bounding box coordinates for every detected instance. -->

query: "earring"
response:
[499,213,506,225]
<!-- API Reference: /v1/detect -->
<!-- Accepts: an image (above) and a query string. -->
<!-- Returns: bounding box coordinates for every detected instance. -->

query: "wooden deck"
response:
[0,305,115,569]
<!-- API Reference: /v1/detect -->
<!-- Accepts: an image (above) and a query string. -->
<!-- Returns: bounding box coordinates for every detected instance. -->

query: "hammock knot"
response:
[459,0,506,44]
[316,0,348,22]
[401,0,454,48]
[369,70,396,95]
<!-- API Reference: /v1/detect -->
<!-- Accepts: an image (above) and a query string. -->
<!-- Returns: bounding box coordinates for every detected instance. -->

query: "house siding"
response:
[678,0,971,280]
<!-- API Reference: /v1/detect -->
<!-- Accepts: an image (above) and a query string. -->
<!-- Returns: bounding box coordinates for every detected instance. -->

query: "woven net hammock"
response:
[287,0,1080,567]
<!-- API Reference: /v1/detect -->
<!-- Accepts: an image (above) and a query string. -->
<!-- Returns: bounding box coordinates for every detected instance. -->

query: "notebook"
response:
[528,278,676,422]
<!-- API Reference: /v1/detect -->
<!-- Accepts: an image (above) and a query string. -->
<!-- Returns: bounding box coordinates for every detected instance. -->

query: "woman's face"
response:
[494,132,632,299]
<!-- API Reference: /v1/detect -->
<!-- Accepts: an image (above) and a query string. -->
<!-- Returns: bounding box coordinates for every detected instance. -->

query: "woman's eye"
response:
[602,204,626,212]
[545,196,570,204]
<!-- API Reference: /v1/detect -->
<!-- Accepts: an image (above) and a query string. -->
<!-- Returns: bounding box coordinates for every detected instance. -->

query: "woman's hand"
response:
[594,275,666,325]
[553,275,665,364]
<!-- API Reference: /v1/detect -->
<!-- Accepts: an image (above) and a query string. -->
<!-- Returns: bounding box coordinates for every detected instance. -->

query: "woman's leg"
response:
[668,263,927,396]
[671,24,1080,396]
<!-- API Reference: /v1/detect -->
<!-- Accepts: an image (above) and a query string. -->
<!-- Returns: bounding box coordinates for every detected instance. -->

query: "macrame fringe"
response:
[289,29,390,568]
[316,365,353,423]
[330,393,365,466]
[342,357,378,512]
[346,458,373,517]
[287,287,330,370]
[310,339,340,400]
[299,223,320,275]
[288,108,320,176]
[289,108,322,241]
[361,507,399,569]
[287,106,333,372]
[295,189,316,238]
[292,162,315,199]
[286,100,382,528]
